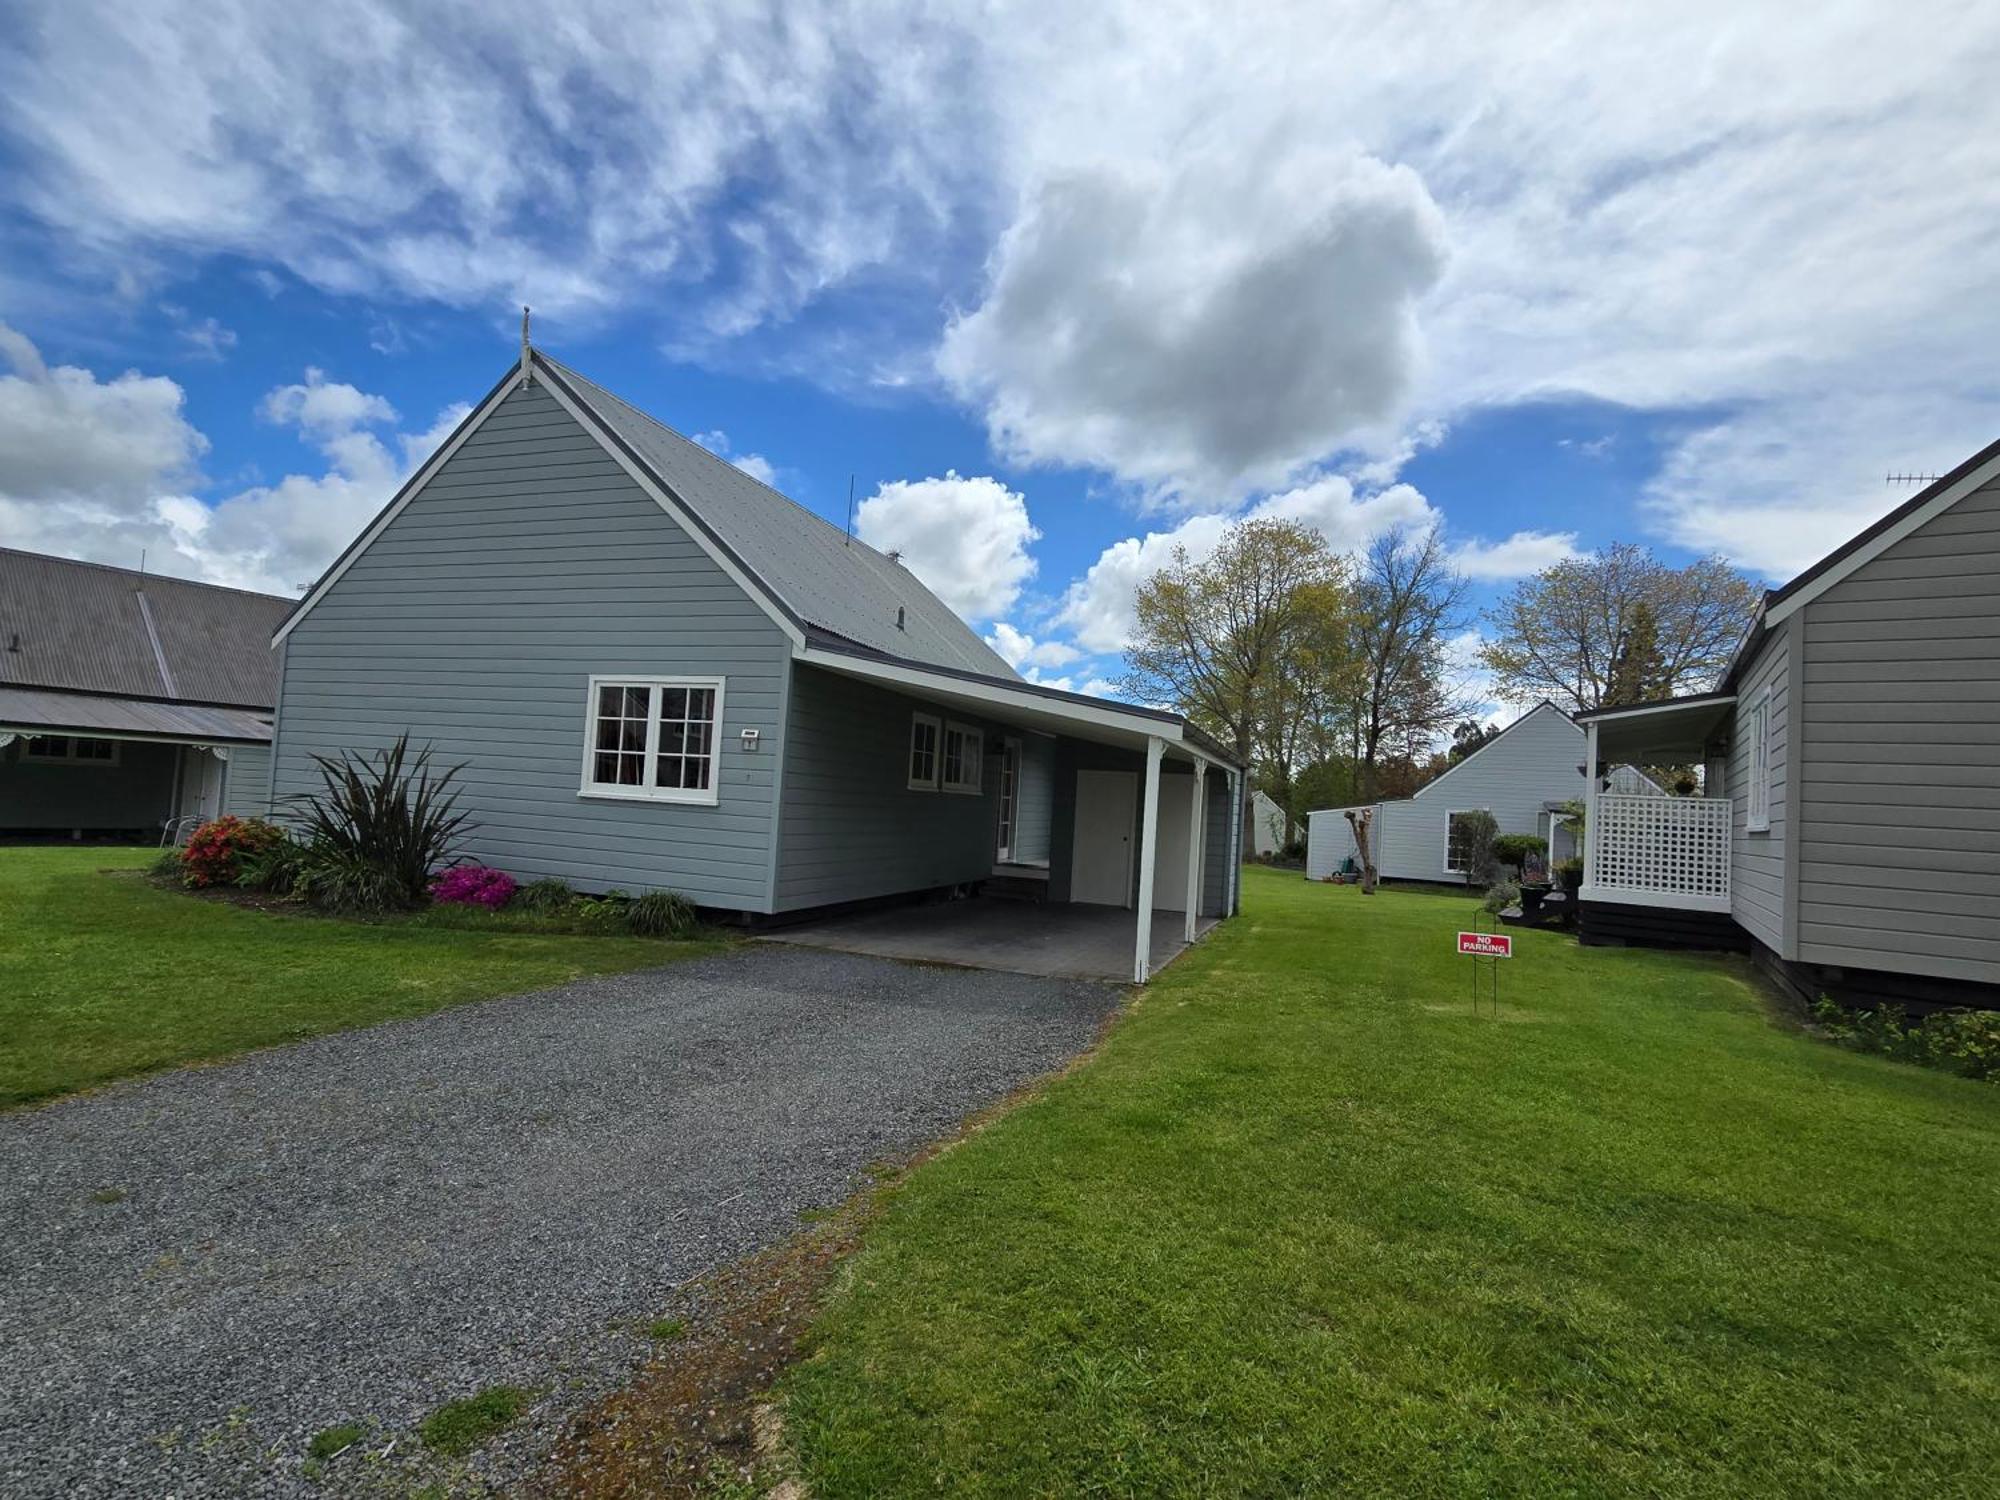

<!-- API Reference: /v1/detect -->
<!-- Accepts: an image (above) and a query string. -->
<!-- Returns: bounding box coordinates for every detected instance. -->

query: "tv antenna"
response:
[1885,472,1941,486]
[844,473,856,545]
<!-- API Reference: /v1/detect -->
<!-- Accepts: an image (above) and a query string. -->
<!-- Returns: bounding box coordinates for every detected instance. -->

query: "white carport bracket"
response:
[1184,755,1208,943]
[1133,735,1165,983]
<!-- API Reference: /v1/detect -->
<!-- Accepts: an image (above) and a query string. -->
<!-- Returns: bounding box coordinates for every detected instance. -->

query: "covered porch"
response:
[785,643,1244,983]
[0,687,271,842]
[1576,692,1735,916]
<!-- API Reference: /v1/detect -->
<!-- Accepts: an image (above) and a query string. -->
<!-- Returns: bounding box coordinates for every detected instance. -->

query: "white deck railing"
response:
[1584,793,1731,911]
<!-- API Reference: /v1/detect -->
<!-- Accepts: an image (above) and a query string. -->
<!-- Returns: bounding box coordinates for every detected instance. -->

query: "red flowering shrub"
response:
[179,816,286,889]
[429,864,517,909]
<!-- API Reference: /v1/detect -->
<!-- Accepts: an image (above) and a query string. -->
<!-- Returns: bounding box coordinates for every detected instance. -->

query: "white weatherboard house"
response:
[260,345,1244,983]
[1305,703,1591,883]
[1574,435,2000,1012]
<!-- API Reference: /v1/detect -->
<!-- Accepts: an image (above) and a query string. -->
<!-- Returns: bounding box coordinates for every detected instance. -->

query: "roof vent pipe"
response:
[896,606,906,630]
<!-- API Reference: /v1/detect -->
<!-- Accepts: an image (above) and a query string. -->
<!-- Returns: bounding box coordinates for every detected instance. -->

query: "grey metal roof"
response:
[536,355,1019,679]
[0,687,272,742]
[0,549,292,708]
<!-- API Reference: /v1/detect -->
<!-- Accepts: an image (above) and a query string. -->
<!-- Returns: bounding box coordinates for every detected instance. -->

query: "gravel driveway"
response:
[0,945,1118,1497]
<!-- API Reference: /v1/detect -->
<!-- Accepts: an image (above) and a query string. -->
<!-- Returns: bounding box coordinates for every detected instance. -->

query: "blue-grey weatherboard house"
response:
[0,549,286,839]
[265,346,1244,982]
[1573,433,2000,1012]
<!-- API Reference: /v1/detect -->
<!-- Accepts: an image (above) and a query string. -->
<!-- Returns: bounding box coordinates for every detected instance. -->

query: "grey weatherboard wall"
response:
[772,664,1005,912]
[1725,619,1790,954]
[1011,734,1055,863]
[1790,474,2000,983]
[270,380,792,910]
[221,743,274,819]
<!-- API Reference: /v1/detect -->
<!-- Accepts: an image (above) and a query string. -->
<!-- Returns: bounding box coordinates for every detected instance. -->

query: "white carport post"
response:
[1184,754,1207,943]
[1133,735,1165,984]
[1583,718,1600,890]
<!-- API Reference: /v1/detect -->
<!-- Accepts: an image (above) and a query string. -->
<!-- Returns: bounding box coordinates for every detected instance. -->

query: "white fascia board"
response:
[1764,446,2000,626]
[274,369,525,646]
[536,371,807,651]
[1578,695,1736,726]
[795,642,1191,751]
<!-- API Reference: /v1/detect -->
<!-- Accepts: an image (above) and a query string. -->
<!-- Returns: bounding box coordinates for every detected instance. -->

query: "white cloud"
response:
[854,471,1040,622]
[166,310,236,360]
[261,367,398,436]
[986,621,1082,671]
[938,149,1447,501]
[1449,530,1583,581]
[0,325,461,594]
[1055,475,1439,654]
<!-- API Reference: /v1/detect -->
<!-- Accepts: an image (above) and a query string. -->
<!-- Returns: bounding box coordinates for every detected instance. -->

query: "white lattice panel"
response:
[1590,795,1730,900]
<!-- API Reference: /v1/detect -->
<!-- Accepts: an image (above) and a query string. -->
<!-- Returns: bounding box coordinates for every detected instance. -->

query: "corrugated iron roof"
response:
[537,355,1020,680]
[0,687,272,742]
[0,549,292,708]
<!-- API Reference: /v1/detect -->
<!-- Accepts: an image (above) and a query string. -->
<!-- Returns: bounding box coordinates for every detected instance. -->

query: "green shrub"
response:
[150,848,187,880]
[628,889,698,938]
[563,894,629,933]
[1455,810,1501,885]
[236,835,308,894]
[1812,997,2000,1082]
[1482,879,1521,915]
[1491,833,1547,875]
[291,848,414,914]
[287,734,470,912]
[1554,856,1584,892]
[513,877,575,913]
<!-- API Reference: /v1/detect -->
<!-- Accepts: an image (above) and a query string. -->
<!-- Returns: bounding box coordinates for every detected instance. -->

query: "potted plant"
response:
[1555,856,1584,897]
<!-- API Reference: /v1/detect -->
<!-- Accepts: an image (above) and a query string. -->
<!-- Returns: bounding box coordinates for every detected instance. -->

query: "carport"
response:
[776,641,1245,982]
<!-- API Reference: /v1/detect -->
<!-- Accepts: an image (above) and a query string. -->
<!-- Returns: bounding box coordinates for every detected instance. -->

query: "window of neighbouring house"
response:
[941,720,983,794]
[1444,809,1486,874]
[1746,690,1771,833]
[908,712,941,790]
[581,676,722,804]
[21,735,120,765]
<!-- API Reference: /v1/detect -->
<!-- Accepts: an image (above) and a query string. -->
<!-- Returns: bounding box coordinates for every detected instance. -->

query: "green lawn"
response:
[784,868,2000,1496]
[0,847,723,1107]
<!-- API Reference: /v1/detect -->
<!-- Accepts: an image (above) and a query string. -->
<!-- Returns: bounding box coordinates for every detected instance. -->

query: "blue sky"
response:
[3,2,1996,717]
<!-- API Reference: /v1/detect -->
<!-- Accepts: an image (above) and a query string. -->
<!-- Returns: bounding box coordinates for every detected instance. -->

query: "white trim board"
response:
[1764,444,2000,626]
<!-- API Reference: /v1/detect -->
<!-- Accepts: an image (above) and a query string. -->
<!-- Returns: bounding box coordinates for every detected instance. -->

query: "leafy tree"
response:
[1120,519,1353,854]
[1350,527,1472,799]
[1604,600,1666,707]
[1480,543,1757,712]
[1448,719,1501,763]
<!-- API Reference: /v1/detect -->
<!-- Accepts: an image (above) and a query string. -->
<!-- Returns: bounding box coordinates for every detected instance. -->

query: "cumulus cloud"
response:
[1449,530,1584,581]
[986,621,1082,671]
[939,151,1447,501]
[0,325,463,594]
[854,472,1040,622]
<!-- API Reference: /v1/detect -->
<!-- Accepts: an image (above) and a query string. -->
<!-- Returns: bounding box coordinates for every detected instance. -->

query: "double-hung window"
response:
[581,676,723,804]
[1746,689,1771,833]
[941,720,983,794]
[908,712,942,789]
[1444,809,1485,875]
[22,735,119,765]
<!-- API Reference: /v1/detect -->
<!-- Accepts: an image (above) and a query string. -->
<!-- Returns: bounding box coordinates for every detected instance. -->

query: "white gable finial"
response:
[520,304,532,385]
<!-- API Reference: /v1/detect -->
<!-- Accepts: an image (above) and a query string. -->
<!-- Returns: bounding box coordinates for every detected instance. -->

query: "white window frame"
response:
[1745,688,1772,834]
[1443,807,1489,875]
[21,734,121,766]
[578,674,725,806]
[907,712,942,791]
[941,719,984,795]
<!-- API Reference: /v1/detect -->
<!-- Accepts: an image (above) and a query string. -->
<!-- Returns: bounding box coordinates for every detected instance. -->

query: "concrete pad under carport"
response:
[759,896,1219,982]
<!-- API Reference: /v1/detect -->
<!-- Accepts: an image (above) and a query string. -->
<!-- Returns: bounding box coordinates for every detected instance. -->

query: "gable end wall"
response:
[270,381,790,910]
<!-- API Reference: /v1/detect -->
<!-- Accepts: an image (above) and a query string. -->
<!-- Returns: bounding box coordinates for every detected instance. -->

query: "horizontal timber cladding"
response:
[221,743,274,817]
[1726,619,1789,953]
[270,380,791,910]
[1011,733,1055,863]
[772,663,1004,912]
[1794,474,2000,984]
